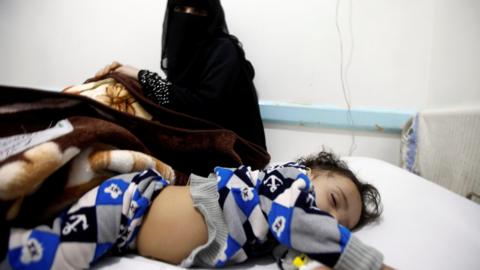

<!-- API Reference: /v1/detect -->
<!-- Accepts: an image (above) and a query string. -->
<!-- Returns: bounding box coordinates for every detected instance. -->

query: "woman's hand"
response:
[94,61,140,80]
[95,61,122,78]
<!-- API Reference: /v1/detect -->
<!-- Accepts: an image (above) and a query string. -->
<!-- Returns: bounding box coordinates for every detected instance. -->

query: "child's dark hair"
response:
[297,150,382,230]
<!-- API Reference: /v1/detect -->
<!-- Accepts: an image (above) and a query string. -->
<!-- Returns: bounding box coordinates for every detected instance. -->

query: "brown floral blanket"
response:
[0,117,174,225]
[0,73,270,226]
[63,77,153,120]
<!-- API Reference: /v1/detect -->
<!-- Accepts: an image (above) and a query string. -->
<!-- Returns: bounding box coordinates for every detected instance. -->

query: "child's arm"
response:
[276,247,394,270]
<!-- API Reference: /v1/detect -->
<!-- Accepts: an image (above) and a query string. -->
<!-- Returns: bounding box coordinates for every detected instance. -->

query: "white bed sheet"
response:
[93,157,480,270]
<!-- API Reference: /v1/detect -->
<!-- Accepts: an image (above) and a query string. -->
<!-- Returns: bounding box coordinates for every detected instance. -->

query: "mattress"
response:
[93,157,480,270]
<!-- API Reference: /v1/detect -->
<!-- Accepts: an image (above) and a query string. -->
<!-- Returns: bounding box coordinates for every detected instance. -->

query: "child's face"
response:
[310,171,362,229]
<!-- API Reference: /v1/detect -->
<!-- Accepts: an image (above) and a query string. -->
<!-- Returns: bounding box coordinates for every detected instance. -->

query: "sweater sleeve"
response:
[259,164,384,270]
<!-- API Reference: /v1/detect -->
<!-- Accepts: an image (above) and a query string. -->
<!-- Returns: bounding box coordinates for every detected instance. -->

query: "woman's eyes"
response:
[174,6,189,13]
[173,6,208,16]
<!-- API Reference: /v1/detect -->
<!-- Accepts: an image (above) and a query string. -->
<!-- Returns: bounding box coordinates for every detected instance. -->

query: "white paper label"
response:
[0,119,74,162]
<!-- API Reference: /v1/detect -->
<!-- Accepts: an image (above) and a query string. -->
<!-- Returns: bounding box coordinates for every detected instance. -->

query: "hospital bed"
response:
[93,156,480,270]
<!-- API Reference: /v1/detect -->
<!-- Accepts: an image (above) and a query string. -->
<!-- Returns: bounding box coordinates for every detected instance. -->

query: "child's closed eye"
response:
[330,193,337,208]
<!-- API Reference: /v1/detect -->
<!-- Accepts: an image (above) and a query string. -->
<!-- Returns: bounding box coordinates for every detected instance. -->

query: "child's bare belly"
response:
[136,185,208,264]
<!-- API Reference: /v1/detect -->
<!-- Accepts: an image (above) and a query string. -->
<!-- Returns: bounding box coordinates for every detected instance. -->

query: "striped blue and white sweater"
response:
[214,162,383,270]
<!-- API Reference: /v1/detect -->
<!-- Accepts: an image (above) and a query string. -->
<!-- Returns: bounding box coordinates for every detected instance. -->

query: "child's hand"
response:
[382,264,395,270]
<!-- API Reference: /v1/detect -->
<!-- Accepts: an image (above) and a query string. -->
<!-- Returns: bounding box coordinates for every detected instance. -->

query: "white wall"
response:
[227,0,436,110]
[1,0,479,164]
[427,0,480,109]
[0,0,165,88]
[0,0,436,109]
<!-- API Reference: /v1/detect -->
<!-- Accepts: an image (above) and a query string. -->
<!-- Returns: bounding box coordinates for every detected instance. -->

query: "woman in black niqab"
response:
[96,0,266,150]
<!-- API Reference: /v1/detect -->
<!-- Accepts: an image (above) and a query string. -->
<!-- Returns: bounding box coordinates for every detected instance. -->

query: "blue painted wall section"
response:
[259,101,415,134]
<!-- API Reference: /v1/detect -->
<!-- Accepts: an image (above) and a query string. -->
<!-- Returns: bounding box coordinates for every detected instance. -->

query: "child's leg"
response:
[1,169,168,269]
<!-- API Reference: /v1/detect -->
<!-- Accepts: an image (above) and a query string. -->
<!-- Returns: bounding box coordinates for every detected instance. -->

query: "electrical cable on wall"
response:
[335,0,357,156]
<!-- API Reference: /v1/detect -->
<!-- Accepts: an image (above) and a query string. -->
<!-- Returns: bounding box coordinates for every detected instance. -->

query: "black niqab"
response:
[165,12,209,81]
[161,0,252,82]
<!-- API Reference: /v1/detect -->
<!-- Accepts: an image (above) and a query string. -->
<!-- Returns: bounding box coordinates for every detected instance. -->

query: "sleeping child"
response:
[0,151,393,270]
